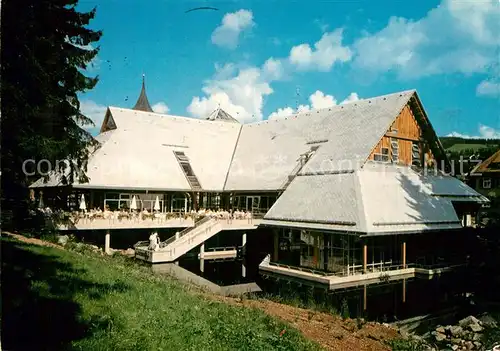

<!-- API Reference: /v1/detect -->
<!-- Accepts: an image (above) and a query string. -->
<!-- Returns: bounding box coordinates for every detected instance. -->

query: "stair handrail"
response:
[159,216,212,248]
[133,240,150,249]
[279,160,304,190]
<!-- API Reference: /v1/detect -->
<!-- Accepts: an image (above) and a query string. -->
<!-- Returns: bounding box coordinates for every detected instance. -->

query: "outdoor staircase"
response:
[135,217,222,262]
[279,145,320,194]
[173,151,202,190]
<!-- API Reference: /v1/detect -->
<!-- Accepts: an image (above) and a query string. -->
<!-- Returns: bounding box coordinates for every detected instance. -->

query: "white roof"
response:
[263,163,486,235]
[224,90,415,190]
[33,90,416,191]
[31,107,241,191]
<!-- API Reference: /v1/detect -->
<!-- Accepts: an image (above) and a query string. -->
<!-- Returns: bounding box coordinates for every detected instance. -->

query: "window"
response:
[181,163,194,176]
[411,142,421,167]
[374,153,390,162]
[391,138,399,163]
[373,147,390,162]
[483,178,492,189]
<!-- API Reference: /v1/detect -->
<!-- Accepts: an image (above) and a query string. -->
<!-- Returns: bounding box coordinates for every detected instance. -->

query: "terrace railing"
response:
[159,216,210,248]
[103,199,165,212]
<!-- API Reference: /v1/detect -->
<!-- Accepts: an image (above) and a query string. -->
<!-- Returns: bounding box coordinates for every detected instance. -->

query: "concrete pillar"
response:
[200,242,205,259]
[363,284,367,311]
[242,262,246,278]
[313,234,319,269]
[273,231,279,262]
[184,197,188,213]
[466,214,472,227]
[242,232,247,256]
[363,244,368,274]
[402,278,406,303]
[200,258,205,273]
[175,231,180,240]
[105,230,111,255]
[402,240,407,269]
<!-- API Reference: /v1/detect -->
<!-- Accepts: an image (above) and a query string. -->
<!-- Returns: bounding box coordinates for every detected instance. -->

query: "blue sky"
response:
[78,0,500,138]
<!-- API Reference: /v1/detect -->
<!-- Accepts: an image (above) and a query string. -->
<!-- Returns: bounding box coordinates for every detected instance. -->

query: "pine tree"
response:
[1,0,102,229]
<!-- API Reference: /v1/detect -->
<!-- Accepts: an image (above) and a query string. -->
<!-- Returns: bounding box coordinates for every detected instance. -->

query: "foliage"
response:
[482,313,500,350]
[387,338,427,351]
[340,298,350,319]
[440,137,500,151]
[1,0,102,230]
[2,236,321,350]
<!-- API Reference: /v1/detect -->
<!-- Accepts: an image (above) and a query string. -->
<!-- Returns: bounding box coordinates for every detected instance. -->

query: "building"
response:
[469,149,500,204]
[31,81,488,289]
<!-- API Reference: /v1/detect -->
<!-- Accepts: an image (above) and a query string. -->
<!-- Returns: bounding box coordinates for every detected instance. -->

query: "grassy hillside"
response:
[2,236,320,351]
[440,136,499,155]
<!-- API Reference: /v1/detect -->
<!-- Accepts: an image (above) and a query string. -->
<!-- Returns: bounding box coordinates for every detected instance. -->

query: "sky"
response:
[77,0,500,138]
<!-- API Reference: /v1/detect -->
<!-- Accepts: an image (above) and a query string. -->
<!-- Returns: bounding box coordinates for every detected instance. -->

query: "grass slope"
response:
[1,237,320,351]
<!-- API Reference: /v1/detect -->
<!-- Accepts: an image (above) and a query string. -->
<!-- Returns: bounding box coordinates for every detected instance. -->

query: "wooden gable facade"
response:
[368,94,443,169]
[99,108,117,134]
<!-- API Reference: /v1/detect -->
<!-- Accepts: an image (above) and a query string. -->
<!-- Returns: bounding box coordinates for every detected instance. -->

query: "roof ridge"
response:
[248,89,418,126]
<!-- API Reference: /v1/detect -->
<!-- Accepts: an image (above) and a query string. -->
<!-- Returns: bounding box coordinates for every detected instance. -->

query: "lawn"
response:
[1,236,320,351]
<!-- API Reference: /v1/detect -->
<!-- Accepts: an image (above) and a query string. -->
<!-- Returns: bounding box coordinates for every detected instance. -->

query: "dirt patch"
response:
[211,295,399,351]
[3,231,63,249]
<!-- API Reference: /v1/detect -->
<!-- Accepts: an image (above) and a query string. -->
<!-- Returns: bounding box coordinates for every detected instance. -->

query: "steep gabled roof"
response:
[224,90,415,191]
[133,75,154,112]
[206,107,240,123]
[263,162,487,235]
[470,149,500,174]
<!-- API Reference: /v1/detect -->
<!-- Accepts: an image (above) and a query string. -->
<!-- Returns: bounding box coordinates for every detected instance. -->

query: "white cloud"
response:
[268,107,294,120]
[187,92,249,122]
[211,9,255,49]
[479,124,500,139]
[340,92,360,104]
[309,90,337,109]
[262,58,284,80]
[187,65,273,123]
[268,91,360,119]
[289,29,352,71]
[476,79,500,97]
[79,100,107,129]
[447,124,500,139]
[353,0,500,79]
[152,102,169,114]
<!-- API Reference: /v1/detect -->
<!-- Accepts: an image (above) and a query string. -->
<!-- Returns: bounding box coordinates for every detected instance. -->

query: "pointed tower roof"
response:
[133,75,154,112]
[206,107,240,123]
